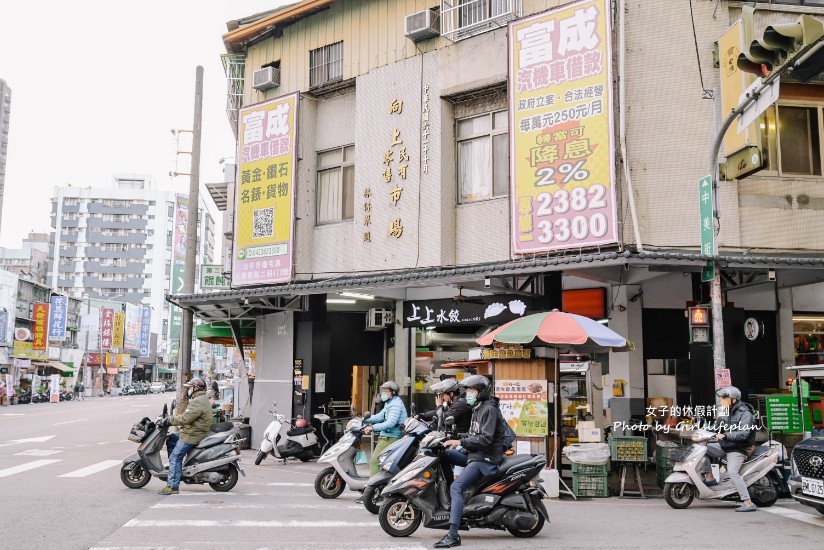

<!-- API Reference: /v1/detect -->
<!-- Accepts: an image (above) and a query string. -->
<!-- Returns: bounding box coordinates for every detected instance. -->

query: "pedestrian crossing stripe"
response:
[0,459,61,478]
[59,459,122,478]
[0,459,122,478]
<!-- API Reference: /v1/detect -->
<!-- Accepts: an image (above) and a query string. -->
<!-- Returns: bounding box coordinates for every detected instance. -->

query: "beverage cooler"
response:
[559,360,604,442]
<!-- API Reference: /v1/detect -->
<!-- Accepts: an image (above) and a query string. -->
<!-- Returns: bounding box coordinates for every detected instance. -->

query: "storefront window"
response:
[794,315,824,366]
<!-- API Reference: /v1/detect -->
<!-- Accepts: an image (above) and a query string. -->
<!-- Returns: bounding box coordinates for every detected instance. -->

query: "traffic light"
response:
[689,306,711,345]
[737,6,824,81]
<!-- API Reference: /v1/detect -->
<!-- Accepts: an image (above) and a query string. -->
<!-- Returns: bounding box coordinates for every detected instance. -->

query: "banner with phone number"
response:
[509,0,617,254]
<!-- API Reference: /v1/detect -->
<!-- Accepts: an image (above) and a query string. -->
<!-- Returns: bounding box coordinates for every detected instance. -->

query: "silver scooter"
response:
[663,428,785,509]
[120,401,246,492]
[314,414,371,499]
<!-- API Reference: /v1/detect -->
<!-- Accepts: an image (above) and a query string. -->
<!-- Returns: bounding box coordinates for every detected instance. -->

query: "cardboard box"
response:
[577,421,602,442]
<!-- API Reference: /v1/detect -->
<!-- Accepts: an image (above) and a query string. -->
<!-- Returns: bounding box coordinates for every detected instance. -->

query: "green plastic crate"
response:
[572,462,609,474]
[609,436,647,462]
[572,473,609,497]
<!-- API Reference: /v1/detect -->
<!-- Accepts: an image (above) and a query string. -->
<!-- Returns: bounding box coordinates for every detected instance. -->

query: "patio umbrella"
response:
[476,310,634,473]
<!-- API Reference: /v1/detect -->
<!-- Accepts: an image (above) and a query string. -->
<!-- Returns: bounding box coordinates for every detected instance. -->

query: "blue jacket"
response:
[364,396,408,439]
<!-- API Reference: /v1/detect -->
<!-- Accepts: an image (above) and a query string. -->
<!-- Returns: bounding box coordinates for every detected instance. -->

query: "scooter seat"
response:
[197,432,230,449]
[287,427,314,437]
[498,454,534,472]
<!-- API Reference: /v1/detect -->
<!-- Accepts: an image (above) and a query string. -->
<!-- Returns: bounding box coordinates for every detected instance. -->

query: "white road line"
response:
[123,519,379,528]
[0,459,61,478]
[98,442,111,445]
[761,505,824,527]
[54,419,87,426]
[15,449,62,457]
[122,410,140,414]
[152,502,363,510]
[1,413,25,416]
[266,482,314,487]
[58,459,122,478]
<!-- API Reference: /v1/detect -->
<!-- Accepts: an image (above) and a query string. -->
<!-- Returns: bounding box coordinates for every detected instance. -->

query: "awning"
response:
[195,320,255,346]
[157,367,176,374]
[31,361,77,375]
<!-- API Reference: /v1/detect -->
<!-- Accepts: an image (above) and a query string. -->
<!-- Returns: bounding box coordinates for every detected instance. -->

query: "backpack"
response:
[501,416,517,450]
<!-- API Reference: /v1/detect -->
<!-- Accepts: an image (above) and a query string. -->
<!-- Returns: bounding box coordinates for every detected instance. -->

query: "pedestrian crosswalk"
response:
[0,457,123,479]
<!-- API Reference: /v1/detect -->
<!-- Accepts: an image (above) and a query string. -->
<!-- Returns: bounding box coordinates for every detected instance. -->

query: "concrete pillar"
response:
[606,284,645,424]
[777,287,795,379]
[393,300,410,396]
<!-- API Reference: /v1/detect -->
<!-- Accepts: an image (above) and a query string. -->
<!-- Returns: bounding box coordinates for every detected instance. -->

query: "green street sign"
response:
[698,175,715,258]
[701,260,715,283]
[766,394,812,433]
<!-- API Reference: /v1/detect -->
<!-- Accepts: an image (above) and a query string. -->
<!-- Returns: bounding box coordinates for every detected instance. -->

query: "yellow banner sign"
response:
[233,93,298,286]
[113,313,125,348]
[509,0,617,254]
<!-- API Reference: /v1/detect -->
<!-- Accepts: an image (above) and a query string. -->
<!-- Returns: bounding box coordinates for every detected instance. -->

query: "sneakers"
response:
[704,478,719,487]
[735,503,757,512]
[158,485,179,495]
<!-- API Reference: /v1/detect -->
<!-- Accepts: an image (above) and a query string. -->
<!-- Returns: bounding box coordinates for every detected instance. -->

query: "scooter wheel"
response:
[379,496,421,537]
[507,513,544,538]
[314,467,346,499]
[362,483,384,514]
[254,450,267,465]
[664,482,694,509]
[209,465,239,492]
[120,463,151,489]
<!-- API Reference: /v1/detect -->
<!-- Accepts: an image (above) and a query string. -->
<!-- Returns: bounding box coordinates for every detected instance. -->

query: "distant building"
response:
[0,232,50,284]
[0,78,10,230]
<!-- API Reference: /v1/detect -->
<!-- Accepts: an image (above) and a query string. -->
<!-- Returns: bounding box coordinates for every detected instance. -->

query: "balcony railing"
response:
[221,53,246,139]
[441,0,521,42]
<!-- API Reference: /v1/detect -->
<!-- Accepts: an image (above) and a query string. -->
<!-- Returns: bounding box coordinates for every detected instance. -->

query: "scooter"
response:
[314,414,372,499]
[361,416,432,514]
[120,401,246,492]
[663,428,787,509]
[378,420,549,539]
[255,402,318,465]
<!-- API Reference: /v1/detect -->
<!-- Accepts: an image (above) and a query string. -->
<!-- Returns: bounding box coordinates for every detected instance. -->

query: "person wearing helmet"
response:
[436,374,506,548]
[155,377,213,495]
[700,385,758,512]
[362,380,409,476]
[419,378,472,433]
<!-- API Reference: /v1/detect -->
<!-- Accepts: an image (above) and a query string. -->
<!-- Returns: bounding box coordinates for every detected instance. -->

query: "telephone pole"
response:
[177,65,203,408]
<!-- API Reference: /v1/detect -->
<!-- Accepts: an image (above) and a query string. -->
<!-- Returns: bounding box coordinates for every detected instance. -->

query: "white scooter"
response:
[255,402,318,465]
[663,428,786,509]
[314,414,372,499]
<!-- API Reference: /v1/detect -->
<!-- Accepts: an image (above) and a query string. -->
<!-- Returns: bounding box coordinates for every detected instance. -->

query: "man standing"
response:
[362,381,408,476]
[155,377,212,495]
[437,375,505,548]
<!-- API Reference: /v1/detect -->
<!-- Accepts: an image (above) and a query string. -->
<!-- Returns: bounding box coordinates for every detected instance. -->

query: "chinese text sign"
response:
[494,379,550,436]
[101,308,114,351]
[32,303,50,350]
[48,295,68,341]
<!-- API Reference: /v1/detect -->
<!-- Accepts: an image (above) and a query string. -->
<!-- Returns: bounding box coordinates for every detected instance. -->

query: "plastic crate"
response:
[656,466,674,488]
[571,462,609,474]
[572,473,609,497]
[610,436,647,462]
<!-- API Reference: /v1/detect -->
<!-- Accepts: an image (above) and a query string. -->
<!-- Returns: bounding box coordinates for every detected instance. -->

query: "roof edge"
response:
[223,0,336,53]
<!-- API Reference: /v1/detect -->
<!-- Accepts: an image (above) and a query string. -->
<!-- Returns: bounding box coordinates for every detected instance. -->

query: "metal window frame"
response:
[309,41,344,88]
[315,144,355,225]
[456,110,509,204]
[765,101,824,177]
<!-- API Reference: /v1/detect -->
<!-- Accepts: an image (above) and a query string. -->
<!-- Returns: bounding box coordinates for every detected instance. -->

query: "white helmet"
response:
[716,386,741,400]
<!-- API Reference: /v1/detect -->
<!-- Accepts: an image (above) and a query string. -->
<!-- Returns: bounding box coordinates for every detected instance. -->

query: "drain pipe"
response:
[619,0,644,252]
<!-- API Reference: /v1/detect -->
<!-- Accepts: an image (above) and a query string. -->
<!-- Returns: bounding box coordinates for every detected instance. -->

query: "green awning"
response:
[157,367,177,374]
[195,320,255,347]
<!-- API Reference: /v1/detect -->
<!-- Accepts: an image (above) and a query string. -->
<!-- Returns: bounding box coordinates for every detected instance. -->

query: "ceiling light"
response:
[340,292,375,300]
[326,299,356,304]
[793,316,824,322]
[597,318,610,324]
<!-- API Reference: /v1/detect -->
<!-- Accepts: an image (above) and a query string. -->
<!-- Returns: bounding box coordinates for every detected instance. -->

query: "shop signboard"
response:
[139,307,151,357]
[124,303,141,351]
[494,379,551,436]
[403,295,536,328]
[201,265,230,289]
[32,302,50,350]
[13,341,45,360]
[13,357,31,370]
[101,308,115,351]
[233,93,298,286]
[509,0,617,255]
[48,295,68,341]
[50,374,60,403]
[482,344,533,360]
[112,313,125,348]
[766,394,812,433]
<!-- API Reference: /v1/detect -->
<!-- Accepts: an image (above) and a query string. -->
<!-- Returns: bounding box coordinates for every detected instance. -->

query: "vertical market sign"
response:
[139,306,151,357]
[124,303,141,351]
[112,313,125,348]
[233,93,298,286]
[48,295,68,341]
[32,302,50,350]
[101,308,115,351]
[509,0,617,254]
[169,194,188,342]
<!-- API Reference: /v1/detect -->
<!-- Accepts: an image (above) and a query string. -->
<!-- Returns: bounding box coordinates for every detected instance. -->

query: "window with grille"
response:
[456,110,510,203]
[760,103,823,177]
[309,42,343,88]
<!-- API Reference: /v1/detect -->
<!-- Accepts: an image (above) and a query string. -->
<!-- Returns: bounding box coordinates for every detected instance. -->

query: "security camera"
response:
[484,277,491,288]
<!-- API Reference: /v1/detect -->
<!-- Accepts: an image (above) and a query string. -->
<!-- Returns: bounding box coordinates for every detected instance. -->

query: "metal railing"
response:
[221,54,246,138]
[441,0,521,42]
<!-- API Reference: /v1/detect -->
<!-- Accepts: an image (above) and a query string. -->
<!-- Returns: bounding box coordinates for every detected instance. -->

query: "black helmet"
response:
[184,377,207,392]
[431,378,460,395]
[380,381,400,394]
[459,375,491,401]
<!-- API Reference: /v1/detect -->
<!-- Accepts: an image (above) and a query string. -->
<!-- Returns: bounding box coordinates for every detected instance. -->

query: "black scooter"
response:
[377,418,549,539]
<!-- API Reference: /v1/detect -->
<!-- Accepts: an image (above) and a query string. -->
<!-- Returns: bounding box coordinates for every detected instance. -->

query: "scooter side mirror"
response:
[162,403,168,417]
[171,399,177,414]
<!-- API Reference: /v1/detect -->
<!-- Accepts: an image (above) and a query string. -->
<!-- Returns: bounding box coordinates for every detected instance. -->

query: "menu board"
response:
[766,395,812,433]
[494,379,551,436]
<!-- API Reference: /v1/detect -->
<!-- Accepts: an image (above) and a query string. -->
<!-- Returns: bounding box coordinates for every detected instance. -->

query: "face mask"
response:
[188,390,194,398]
[380,392,390,402]
[465,392,477,406]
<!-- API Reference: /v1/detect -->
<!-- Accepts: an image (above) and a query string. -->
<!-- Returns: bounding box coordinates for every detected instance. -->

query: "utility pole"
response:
[177,65,203,410]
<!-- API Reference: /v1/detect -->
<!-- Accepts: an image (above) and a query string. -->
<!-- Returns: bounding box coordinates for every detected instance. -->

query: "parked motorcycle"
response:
[663,428,786,509]
[314,415,372,499]
[255,402,318,465]
[120,400,246,492]
[361,416,431,514]
[377,419,549,539]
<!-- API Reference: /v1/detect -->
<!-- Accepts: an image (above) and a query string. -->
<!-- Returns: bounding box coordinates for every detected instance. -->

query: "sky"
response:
[0,0,292,249]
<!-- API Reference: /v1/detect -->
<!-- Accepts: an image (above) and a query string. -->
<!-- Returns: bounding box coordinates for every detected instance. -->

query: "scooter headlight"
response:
[394,464,426,485]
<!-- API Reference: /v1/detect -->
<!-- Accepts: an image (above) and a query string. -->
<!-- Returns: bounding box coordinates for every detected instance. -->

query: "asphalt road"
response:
[2,394,823,550]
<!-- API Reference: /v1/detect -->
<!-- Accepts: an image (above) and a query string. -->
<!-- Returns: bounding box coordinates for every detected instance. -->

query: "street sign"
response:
[200,264,230,289]
[766,394,812,433]
[698,175,715,257]
[701,261,715,283]
[737,76,780,134]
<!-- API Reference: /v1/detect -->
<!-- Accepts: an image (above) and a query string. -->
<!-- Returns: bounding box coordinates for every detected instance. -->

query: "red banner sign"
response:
[101,308,114,351]
[32,303,50,350]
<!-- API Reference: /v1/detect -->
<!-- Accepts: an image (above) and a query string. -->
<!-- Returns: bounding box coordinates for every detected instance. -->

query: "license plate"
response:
[801,477,824,498]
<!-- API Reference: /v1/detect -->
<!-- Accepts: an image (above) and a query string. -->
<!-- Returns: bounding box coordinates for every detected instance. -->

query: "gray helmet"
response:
[716,386,741,400]
[459,374,491,401]
[431,378,460,395]
[380,381,400,394]
[184,377,206,392]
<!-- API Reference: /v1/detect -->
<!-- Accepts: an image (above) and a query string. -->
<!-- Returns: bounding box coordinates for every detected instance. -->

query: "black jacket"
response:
[458,397,506,465]
[420,397,472,433]
[717,400,758,455]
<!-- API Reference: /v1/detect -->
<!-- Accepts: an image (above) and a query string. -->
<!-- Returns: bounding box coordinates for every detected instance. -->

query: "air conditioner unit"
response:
[366,308,393,331]
[252,66,280,91]
[404,8,440,42]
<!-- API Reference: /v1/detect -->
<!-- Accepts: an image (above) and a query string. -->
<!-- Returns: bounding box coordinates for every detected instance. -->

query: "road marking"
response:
[0,435,56,447]
[1,413,25,416]
[266,482,314,487]
[58,459,122,478]
[98,442,110,445]
[54,419,87,426]
[762,506,824,527]
[152,501,363,510]
[0,459,61,477]
[122,410,140,414]
[15,449,62,457]
[123,519,379,528]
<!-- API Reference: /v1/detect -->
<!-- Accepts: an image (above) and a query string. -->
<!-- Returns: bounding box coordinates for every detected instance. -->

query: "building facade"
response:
[0,232,50,284]
[171,0,824,443]
[48,175,216,373]
[0,78,10,231]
